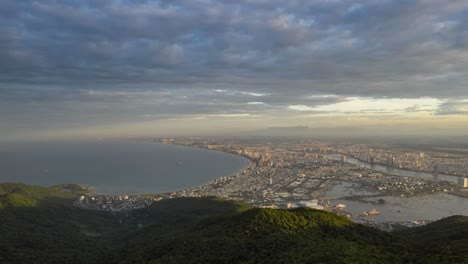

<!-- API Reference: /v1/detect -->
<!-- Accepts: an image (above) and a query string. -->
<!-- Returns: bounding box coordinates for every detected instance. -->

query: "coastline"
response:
[158,141,252,191]
[123,139,253,194]
[116,140,252,195]
[73,140,467,223]
[448,189,468,198]
[0,139,252,196]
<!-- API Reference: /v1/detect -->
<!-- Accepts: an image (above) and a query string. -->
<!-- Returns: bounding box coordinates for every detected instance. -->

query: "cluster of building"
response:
[74,194,163,212]
[332,144,468,176]
[160,139,460,210]
[74,138,467,228]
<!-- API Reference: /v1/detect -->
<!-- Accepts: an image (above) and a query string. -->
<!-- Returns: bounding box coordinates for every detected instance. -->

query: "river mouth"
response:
[327,154,460,184]
[324,154,467,222]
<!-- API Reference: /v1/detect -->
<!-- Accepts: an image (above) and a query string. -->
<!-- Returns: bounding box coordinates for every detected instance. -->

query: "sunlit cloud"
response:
[288,105,315,111]
[241,92,270,97]
[312,97,442,114]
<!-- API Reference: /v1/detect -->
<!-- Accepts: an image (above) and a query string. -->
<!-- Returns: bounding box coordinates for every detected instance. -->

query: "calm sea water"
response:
[334,193,468,222]
[326,154,468,222]
[0,140,250,194]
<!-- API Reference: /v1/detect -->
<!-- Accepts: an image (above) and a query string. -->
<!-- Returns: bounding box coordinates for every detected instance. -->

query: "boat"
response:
[336,203,346,209]
[367,209,380,215]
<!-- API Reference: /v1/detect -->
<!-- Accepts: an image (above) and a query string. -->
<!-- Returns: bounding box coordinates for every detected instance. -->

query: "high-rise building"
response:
[458,177,468,188]
[256,154,266,167]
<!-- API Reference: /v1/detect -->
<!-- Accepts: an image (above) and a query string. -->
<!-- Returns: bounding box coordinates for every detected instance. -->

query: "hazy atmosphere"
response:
[2,0,468,140]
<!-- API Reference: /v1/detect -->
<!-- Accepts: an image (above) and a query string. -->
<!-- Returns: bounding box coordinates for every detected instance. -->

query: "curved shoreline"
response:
[0,139,253,195]
[96,141,253,194]
[159,142,252,191]
[98,140,252,194]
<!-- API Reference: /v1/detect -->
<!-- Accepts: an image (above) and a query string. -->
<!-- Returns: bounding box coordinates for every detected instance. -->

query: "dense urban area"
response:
[75,138,468,230]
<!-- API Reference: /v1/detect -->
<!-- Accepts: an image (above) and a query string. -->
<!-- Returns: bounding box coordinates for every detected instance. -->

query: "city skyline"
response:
[1,0,468,141]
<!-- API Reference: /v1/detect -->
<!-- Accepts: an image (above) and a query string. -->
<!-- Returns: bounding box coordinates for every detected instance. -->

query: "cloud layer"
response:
[1,0,468,139]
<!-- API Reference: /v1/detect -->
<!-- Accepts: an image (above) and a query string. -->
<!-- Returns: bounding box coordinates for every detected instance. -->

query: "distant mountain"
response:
[241,126,468,145]
[1,183,467,264]
[266,125,311,131]
[244,126,364,139]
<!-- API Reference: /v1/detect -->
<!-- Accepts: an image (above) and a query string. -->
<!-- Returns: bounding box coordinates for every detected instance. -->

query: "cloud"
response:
[286,97,442,115]
[1,0,468,139]
[0,0,467,98]
[288,105,315,111]
[241,92,269,97]
[436,100,468,115]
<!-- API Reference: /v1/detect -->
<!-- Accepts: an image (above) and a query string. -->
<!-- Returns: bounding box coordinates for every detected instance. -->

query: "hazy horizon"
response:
[1,1,468,141]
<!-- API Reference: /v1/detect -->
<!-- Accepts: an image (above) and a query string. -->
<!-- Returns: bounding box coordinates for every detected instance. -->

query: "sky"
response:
[1,0,468,141]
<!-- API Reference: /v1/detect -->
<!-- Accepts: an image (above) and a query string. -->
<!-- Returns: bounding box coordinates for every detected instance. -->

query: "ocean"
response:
[0,140,250,194]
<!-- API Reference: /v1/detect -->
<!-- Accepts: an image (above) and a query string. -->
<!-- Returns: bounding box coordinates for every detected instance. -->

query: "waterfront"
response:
[75,138,465,224]
[327,154,459,184]
[10,137,464,226]
[0,140,250,194]
[334,193,468,222]
[163,138,468,225]
[321,156,468,222]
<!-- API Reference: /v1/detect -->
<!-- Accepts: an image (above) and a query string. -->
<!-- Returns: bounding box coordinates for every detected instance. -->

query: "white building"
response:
[458,177,468,188]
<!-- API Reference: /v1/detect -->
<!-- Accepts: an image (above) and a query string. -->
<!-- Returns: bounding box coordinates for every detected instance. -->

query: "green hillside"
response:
[113,207,404,264]
[1,183,467,264]
[0,183,125,264]
[0,184,254,264]
[0,183,74,208]
[394,215,468,264]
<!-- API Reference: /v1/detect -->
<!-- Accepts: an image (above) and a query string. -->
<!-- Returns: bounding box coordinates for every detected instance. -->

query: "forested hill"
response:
[1,183,467,264]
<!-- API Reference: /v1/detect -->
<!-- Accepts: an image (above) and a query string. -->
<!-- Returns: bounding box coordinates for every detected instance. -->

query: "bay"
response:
[0,140,250,194]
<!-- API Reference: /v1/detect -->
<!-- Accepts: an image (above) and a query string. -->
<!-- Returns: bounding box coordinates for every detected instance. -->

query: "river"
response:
[327,154,461,184]
[326,154,468,222]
